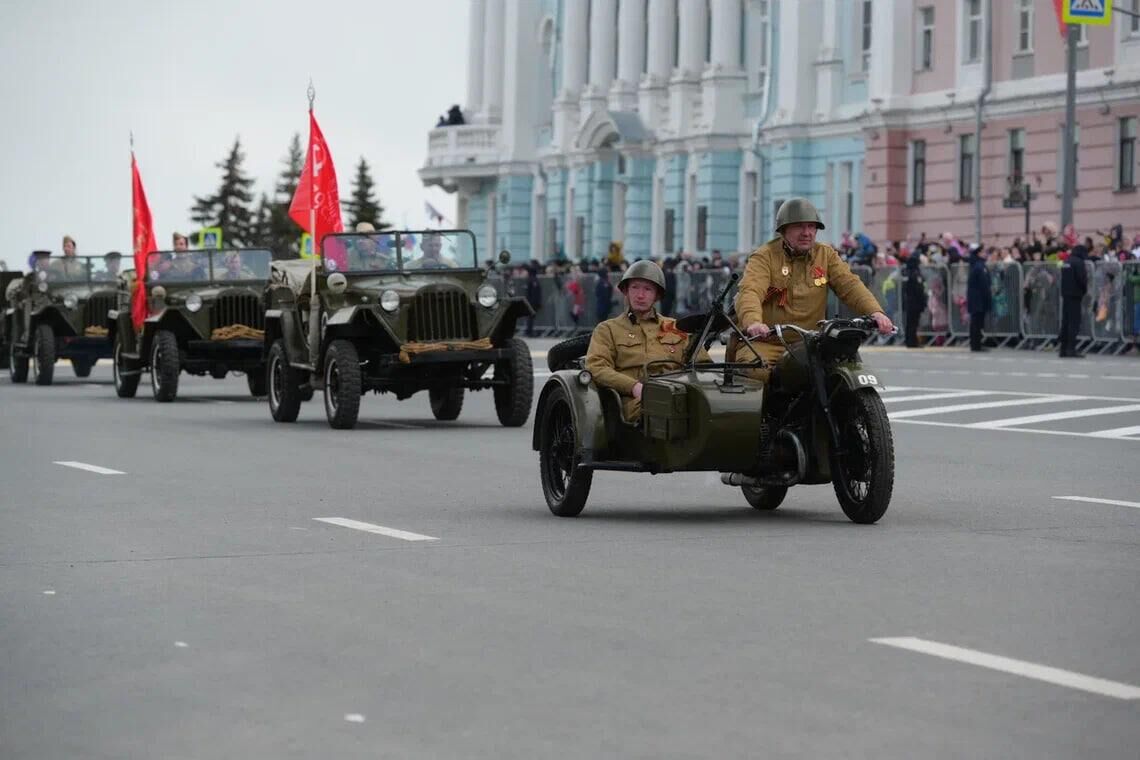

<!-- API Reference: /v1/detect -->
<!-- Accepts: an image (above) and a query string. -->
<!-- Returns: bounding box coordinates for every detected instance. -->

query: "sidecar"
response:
[532,331,769,517]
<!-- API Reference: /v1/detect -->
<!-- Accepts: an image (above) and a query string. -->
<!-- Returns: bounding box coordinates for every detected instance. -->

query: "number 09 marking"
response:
[857,374,878,386]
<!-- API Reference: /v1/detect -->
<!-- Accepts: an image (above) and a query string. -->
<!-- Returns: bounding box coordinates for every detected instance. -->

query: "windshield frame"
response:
[145,248,273,285]
[31,255,127,285]
[320,229,479,275]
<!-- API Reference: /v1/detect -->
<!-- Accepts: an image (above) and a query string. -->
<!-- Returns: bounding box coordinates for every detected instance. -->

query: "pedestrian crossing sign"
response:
[1062,0,1113,25]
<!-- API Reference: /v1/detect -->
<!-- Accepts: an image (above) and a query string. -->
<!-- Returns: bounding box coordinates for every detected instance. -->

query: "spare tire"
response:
[546,334,592,372]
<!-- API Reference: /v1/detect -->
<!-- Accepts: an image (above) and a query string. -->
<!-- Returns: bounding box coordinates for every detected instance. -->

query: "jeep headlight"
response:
[380,289,400,312]
[185,293,203,312]
[477,285,498,309]
[36,270,47,281]
[37,281,48,293]
[63,294,78,309]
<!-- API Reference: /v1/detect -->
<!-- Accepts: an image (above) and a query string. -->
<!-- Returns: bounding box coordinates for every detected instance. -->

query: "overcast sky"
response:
[0,0,468,271]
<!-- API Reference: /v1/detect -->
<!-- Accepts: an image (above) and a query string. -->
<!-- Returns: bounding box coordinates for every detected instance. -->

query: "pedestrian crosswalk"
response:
[880,386,1140,441]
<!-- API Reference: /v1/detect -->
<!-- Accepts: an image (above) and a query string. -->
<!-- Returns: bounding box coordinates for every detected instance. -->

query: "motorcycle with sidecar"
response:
[532,276,896,523]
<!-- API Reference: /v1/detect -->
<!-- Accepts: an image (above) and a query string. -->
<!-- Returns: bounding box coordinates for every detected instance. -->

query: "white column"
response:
[612,0,646,110]
[561,0,588,95]
[502,0,538,160]
[868,0,913,110]
[481,0,504,121]
[771,0,816,126]
[466,0,486,116]
[813,0,842,121]
[676,0,707,76]
[585,0,617,115]
[644,0,674,83]
[708,0,740,69]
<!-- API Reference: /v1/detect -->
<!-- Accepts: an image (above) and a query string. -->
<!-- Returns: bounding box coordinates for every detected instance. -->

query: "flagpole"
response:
[307,81,320,367]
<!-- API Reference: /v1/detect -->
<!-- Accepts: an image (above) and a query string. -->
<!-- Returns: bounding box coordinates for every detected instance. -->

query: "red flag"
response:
[1052,0,1068,40]
[289,110,343,261]
[131,152,158,329]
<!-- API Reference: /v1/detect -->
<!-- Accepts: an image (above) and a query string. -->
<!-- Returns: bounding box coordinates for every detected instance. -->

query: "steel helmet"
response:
[775,197,825,233]
[618,259,666,296]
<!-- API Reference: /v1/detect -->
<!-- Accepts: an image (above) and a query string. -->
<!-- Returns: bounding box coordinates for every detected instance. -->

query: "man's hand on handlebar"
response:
[745,322,771,339]
[869,311,895,335]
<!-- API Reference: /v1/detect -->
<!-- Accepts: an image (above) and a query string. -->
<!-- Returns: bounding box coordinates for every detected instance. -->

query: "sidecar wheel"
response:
[830,390,894,524]
[742,485,787,511]
[538,386,593,517]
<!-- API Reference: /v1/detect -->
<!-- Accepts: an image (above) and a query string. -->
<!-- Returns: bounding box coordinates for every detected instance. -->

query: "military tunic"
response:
[733,238,882,365]
[585,309,710,420]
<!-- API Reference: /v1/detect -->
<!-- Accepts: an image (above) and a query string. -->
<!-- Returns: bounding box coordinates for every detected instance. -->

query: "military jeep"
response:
[0,270,24,370]
[6,256,119,385]
[263,229,534,429]
[108,248,271,401]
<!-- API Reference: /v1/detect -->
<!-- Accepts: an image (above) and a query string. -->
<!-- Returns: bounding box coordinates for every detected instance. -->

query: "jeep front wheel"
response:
[323,339,361,430]
[150,329,180,402]
[429,386,464,421]
[268,340,302,422]
[31,323,55,386]
[113,336,139,398]
[493,337,534,427]
[9,335,29,383]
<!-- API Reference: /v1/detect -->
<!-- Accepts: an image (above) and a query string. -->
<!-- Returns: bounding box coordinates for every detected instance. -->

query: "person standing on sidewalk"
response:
[1059,244,1090,358]
[966,244,992,352]
[901,254,927,348]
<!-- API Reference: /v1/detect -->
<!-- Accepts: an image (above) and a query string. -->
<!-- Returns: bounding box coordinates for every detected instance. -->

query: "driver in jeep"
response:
[585,260,710,422]
[732,197,893,369]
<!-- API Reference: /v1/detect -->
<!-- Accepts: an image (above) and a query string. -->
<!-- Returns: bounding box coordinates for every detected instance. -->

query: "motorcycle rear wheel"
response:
[830,390,894,524]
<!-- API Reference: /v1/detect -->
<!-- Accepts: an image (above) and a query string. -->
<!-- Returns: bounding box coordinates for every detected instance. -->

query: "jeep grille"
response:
[84,293,116,329]
[407,289,475,341]
[211,292,264,332]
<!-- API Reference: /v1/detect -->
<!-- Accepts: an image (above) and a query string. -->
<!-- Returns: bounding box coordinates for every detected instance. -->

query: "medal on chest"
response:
[812,265,827,287]
[781,265,790,277]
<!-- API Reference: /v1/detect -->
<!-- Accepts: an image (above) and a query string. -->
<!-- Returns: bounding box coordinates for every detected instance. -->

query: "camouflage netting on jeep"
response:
[84,326,109,337]
[398,337,493,364]
[270,260,315,296]
[211,324,266,341]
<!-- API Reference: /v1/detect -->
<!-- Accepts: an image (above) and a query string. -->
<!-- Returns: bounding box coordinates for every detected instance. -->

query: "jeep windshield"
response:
[320,230,477,275]
[33,255,123,285]
[146,249,272,284]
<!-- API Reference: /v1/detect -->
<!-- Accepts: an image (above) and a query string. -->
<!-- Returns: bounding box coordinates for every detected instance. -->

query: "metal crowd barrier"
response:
[496,260,1137,351]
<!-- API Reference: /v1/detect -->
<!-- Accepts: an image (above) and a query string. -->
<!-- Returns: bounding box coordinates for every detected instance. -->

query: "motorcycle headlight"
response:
[380,290,400,312]
[63,294,78,309]
[477,285,498,309]
[185,293,203,312]
[37,282,48,293]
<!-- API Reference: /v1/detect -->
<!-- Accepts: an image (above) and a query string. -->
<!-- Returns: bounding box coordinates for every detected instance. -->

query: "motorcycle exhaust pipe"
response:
[722,430,808,488]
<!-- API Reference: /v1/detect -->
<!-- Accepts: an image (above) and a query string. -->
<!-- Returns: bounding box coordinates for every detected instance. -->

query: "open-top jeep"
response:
[263,229,534,429]
[6,255,119,385]
[108,248,271,401]
[0,270,24,370]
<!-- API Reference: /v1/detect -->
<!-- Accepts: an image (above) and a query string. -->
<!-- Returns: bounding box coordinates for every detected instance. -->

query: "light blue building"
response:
[420,0,883,264]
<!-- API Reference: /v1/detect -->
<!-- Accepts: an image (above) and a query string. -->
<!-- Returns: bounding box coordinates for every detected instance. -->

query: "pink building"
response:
[863,0,1140,244]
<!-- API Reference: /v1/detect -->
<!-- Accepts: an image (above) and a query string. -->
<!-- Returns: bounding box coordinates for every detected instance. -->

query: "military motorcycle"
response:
[534,276,895,524]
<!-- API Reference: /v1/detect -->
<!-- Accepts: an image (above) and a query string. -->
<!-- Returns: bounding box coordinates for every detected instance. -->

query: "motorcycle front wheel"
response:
[829,390,894,524]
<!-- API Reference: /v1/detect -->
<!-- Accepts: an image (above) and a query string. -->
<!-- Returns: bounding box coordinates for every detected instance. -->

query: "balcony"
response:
[419,124,501,189]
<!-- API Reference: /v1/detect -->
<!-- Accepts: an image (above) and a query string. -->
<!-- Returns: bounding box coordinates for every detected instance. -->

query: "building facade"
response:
[420,0,1140,262]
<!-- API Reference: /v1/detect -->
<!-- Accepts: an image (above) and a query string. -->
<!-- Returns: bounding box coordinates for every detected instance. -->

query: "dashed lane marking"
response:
[1084,424,1140,440]
[892,418,1140,441]
[881,390,992,404]
[870,637,1140,700]
[1053,495,1140,510]
[313,517,438,542]
[53,461,125,475]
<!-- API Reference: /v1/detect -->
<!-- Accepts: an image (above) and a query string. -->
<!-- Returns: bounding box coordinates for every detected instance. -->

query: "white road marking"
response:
[53,461,125,475]
[344,713,366,723]
[967,404,1140,430]
[43,590,56,595]
[1104,375,1140,382]
[881,390,992,404]
[174,641,189,648]
[313,517,438,542]
[1053,495,1140,511]
[1085,424,1140,440]
[870,637,1140,700]
[1066,374,1090,379]
[893,418,1140,441]
[887,395,1076,420]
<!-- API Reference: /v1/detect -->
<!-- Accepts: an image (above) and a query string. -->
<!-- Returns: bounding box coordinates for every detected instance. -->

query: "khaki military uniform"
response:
[733,238,882,365]
[53,257,88,280]
[216,267,256,281]
[585,309,711,420]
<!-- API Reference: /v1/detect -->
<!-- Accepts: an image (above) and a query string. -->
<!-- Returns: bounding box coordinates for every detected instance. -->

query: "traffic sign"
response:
[1062,0,1113,26]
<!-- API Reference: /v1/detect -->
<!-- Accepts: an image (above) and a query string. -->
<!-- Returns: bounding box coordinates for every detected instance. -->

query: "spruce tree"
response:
[267,133,304,257]
[190,137,256,246]
[249,193,273,249]
[343,157,390,230]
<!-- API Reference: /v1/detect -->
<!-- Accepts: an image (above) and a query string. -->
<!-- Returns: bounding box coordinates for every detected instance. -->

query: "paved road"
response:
[2,344,1138,759]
